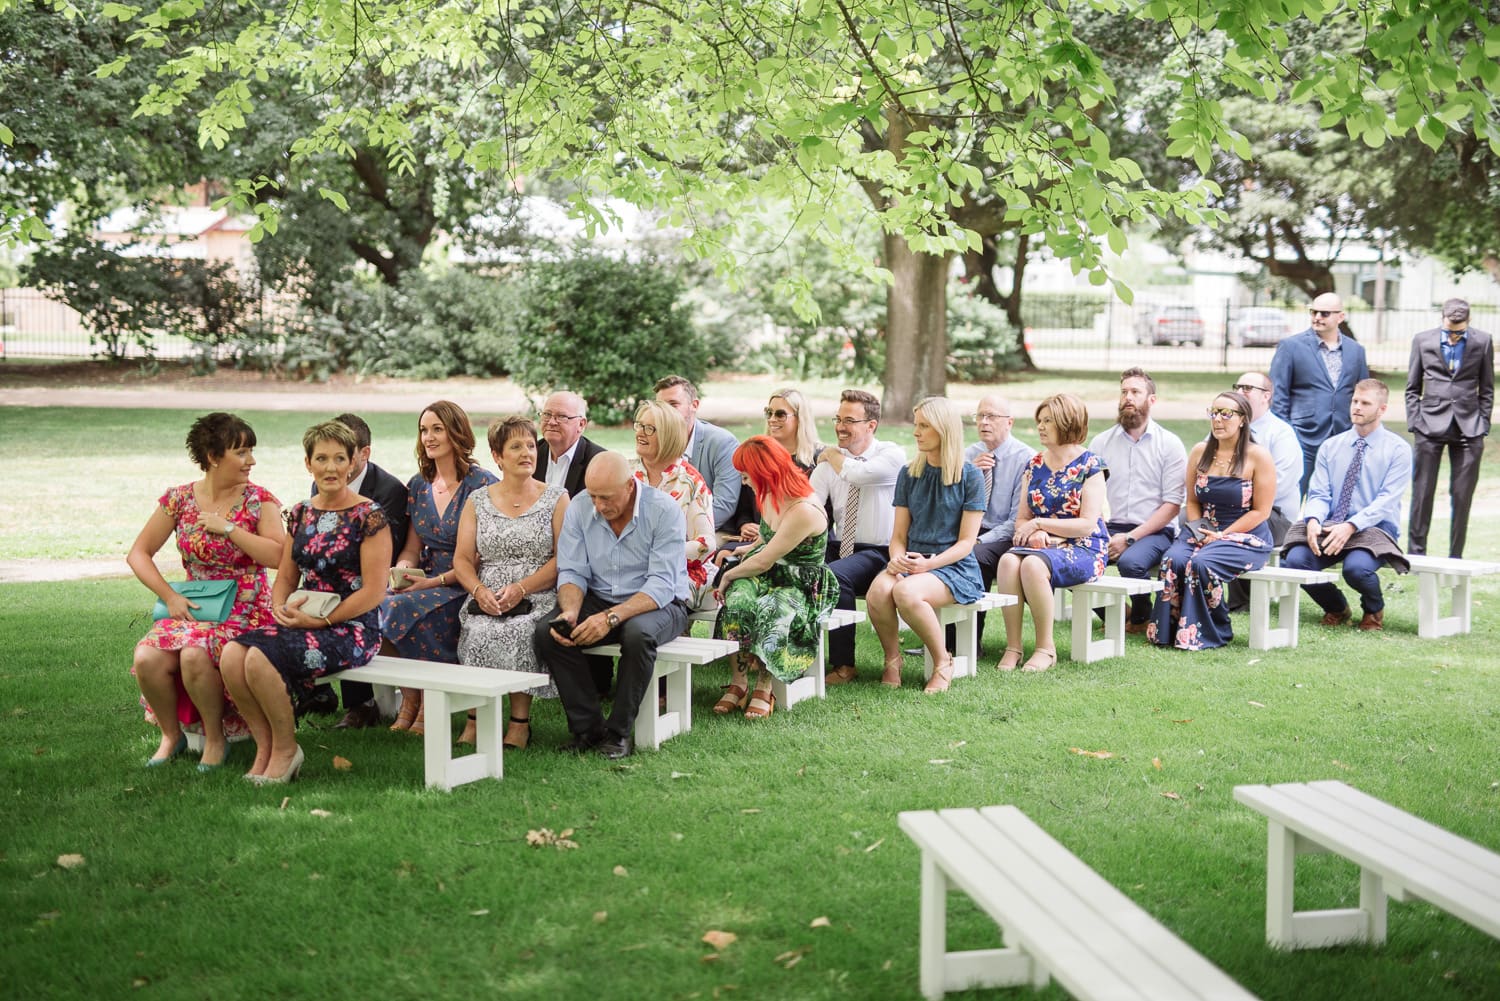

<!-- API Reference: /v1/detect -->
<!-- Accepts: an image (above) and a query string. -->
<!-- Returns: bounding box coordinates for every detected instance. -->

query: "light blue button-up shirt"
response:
[1304,425,1412,533]
[964,435,1036,545]
[1248,411,1303,516]
[557,481,689,608]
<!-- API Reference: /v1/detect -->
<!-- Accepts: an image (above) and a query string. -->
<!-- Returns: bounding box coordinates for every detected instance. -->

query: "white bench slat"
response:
[330,656,549,697]
[1234,780,1500,948]
[1240,567,1338,650]
[907,593,1018,682]
[899,806,1258,1000]
[582,635,738,750]
[1057,577,1164,663]
[1402,556,1500,638]
[691,604,867,709]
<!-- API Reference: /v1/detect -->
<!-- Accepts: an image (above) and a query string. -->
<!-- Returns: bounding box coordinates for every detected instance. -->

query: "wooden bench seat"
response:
[1234,779,1500,949]
[317,656,549,790]
[1402,555,1500,638]
[898,805,1259,1000]
[1241,566,1338,650]
[688,605,868,709]
[913,593,1018,681]
[582,635,738,749]
[1055,577,1164,663]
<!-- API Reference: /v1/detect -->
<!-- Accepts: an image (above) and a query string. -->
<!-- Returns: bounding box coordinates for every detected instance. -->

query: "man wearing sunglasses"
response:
[1405,298,1493,558]
[1269,292,1370,496]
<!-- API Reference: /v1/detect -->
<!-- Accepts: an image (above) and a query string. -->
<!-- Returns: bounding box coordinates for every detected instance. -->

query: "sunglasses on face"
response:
[1207,407,1244,420]
[763,408,791,420]
[1231,383,1266,394]
[1310,309,1340,318]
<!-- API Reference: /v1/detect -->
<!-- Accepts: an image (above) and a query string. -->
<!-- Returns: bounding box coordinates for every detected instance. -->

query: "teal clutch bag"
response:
[151,579,237,622]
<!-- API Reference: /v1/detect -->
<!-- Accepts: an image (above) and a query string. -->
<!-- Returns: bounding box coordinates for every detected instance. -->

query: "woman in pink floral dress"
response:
[128,413,284,771]
[627,399,716,605]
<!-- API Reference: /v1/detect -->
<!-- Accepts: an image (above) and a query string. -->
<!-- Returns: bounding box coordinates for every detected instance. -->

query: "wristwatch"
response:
[221,522,236,536]
[1124,534,1136,546]
[606,610,621,629]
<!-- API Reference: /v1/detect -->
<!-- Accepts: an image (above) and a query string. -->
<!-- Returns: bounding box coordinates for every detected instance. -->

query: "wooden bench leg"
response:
[1265,820,1387,949]
[632,662,690,751]
[1249,577,1301,650]
[918,854,1045,999]
[1417,570,1471,638]
[422,690,504,790]
[1069,591,1125,663]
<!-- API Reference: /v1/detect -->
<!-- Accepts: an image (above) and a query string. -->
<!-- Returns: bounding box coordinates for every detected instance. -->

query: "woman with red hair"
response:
[711,436,839,719]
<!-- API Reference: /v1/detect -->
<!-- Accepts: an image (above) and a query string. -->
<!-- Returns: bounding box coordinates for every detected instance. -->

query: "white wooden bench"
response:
[1234,779,1500,950]
[1241,566,1339,650]
[582,635,738,749]
[898,805,1259,1000]
[904,593,1017,681]
[1054,577,1164,663]
[1403,555,1500,639]
[688,605,868,709]
[316,656,548,791]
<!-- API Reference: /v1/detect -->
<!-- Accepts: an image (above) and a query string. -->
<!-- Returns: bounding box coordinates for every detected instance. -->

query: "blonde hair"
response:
[909,396,965,486]
[634,399,688,463]
[768,387,822,467]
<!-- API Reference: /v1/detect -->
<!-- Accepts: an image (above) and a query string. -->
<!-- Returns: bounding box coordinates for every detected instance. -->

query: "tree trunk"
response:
[883,233,950,419]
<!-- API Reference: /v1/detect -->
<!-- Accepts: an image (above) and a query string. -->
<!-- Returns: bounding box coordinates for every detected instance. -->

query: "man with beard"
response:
[1270,292,1370,496]
[1088,368,1187,631]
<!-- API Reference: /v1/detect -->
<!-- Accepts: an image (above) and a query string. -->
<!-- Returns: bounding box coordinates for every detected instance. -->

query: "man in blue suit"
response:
[1270,292,1370,496]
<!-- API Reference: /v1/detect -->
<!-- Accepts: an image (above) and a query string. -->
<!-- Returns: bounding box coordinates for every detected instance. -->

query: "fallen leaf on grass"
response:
[670,771,693,779]
[309,809,332,818]
[56,854,85,870]
[1171,718,1193,724]
[702,953,720,963]
[469,909,490,917]
[525,828,579,850]
[809,916,831,928]
[702,929,738,950]
[37,910,61,921]
[1069,747,1114,759]
[1331,760,1350,770]
[132,977,149,989]
[332,756,352,771]
[593,911,608,923]
[1248,700,1266,708]
[774,947,810,969]
[613,864,628,876]
[740,808,761,814]
[864,838,885,853]
[1161,791,1181,800]
[948,739,967,749]
[928,758,952,765]
[1152,757,1162,771]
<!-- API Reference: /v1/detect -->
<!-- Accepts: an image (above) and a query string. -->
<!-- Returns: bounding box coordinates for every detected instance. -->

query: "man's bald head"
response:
[585,450,636,522]
[974,394,1014,448]
[1309,293,1345,341]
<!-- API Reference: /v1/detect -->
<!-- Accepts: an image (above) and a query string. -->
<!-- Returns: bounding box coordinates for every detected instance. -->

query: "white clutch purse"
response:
[287,589,341,619]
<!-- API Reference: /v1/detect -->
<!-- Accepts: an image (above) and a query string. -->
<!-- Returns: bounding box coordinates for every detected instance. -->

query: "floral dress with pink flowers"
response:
[1147,474,1272,651]
[233,501,389,699]
[627,457,716,591]
[1007,451,1109,586]
[136,482,280,739]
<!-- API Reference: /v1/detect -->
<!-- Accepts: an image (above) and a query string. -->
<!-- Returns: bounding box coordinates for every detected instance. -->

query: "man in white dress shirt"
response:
[533,391,606,499]
[654,374,741,532]
[1088,368,1187,630]
[812,389,908,684]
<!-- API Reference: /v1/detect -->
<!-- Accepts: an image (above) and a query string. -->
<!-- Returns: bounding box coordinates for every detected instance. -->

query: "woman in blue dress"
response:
[995,393,1109,672]
[1148,391,1275,650]
[382,400,498,735]
[866,396,985,693]
[220,421,392,784]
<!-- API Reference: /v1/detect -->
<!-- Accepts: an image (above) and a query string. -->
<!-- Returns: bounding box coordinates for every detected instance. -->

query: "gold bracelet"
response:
[322,615,333,628]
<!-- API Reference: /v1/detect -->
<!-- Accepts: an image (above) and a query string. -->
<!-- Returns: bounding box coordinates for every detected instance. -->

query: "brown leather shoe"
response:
[1320,608,1353,627]
[1358,611,1384,631]
[334,701,381,729]
[825,665,858,685]
[1124,621,1150,635]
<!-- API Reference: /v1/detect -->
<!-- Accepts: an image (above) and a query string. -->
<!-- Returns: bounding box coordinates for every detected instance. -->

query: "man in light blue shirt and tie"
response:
[1283,379,1412,631]
[534,452,690,759]
[958,395,1034,641]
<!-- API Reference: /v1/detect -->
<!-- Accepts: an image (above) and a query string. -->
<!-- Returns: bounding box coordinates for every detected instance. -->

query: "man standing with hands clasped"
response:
[1405,298,1493,558]
[1270,292,1370,496]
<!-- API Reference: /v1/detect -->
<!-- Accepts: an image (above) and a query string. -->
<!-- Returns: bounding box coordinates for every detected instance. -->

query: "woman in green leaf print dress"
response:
[712,436,839,720]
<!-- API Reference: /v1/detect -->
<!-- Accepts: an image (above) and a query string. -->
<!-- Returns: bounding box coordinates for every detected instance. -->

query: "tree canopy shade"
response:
[5,0,1499,408]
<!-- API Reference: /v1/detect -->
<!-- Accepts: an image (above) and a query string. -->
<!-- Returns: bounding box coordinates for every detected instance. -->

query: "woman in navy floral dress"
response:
[995,393,1109,672]
[381,401,497,735]
[220,422,392,784]
[1148,392,1275,650]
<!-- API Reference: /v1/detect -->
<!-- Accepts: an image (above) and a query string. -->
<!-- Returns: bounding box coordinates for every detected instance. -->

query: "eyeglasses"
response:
[1207,407,1244,420]
[832,416,874,427]
[1231,383,1267,394]
[1309,309,1341,318]
[539,411,581,423]
[763,408,791,420]
[975,412,1011,422]
[632,422,657,436]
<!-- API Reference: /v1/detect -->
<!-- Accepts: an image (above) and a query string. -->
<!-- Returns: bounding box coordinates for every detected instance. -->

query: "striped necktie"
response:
[1329,437,1367,523]
[839,484,860,559]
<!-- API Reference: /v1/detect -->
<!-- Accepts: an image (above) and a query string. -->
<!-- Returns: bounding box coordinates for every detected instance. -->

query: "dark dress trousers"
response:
[1405,326,1494,557]
[534,435,607,499]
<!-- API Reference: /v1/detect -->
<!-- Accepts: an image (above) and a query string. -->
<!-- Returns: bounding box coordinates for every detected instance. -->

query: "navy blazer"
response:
[1405,326,1494,439]
[534,434,607,498]
[1269,329,1370,448]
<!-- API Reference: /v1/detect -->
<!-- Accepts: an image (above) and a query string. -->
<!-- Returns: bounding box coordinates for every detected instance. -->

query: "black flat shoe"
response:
[334,701,381,729]
[596,734,633,760]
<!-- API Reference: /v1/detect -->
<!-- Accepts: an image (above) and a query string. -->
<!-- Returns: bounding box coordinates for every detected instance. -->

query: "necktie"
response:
[1329,437,1367,523]
[840,483,861,559]
[981,454,994,505]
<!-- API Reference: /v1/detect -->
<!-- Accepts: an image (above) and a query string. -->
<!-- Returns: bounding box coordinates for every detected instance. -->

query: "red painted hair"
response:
[732,435,812,514]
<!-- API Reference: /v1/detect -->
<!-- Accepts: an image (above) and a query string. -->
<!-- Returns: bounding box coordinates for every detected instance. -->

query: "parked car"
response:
[1135,304,1205,346]
[1229,307,1294,347]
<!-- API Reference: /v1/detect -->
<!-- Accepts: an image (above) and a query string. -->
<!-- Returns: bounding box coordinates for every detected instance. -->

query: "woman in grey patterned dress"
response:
[453,416,570,750]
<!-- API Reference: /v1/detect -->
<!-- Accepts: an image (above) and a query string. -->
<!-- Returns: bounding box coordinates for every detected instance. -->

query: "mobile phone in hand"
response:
[550,618,573,638]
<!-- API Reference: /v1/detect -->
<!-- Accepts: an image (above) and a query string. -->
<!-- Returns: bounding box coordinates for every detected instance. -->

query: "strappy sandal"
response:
[408,704,426,736]
[503,716,530,750]
[880,661,903,688]
[825,665,858,685]
[1022,649,1057,673]
[458,711,477,746]
[389,690,420,731]
[744,690,775,719]
[996,648,1024,672]
[713,684,749,715]
[923,656,953,694]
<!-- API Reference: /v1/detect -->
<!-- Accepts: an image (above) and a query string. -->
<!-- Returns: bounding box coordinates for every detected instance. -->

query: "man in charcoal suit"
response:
[533,390,607,499]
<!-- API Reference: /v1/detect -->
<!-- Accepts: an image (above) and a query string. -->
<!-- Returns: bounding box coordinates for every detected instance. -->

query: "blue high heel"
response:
[145,733,187,768]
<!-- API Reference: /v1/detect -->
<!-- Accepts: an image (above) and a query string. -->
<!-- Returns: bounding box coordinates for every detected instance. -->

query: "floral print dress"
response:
[627,456,715,592]
[715,502,839,682]
[1008,451,1109,586]
[233,501,389,698]
[1148,474,1272,650]
[135,482,280,739]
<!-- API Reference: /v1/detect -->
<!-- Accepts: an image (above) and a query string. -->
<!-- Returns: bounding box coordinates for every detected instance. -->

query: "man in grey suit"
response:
[653,374,740,531]
[1270,292,1371,496]
[1405,298,1494,557]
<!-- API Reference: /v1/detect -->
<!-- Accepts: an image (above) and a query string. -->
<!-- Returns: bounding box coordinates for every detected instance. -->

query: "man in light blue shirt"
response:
[1224,372,1305,611]
[533,452,690,758]
[960,395,1034,638]
[1283,379,1412,631]
[655,374,742,531]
